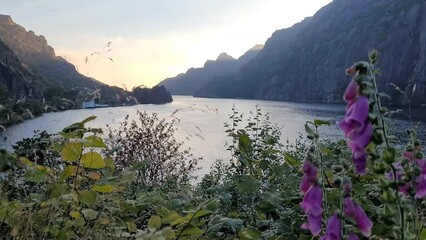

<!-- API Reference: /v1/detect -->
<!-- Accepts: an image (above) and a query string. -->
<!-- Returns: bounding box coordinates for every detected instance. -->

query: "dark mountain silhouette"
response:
[157,45,263,95]
[195,0,426,106]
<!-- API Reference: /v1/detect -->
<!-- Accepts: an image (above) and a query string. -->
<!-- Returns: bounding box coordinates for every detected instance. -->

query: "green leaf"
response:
[382,148,396,164]
[353,184,366,195]
[284,153,299,167]
[181,225,204,236]
[236,175,260,194]
[81,152,105,169]
[78,190,96,207]
[83,135,107,148]
[148,215,162,230]
[119,170,135,183]
[238,134,252,155]
[92,185,115,193]
[313,119,331,127]
[205,198,219,212]
[82,209,98,221]
[61,142,82,162]
[80,116,97,125]
[238,229,261,240]
[60,165,78,180]
[258,160,269,170]
[56,229,69,240]
[193,209,212,219]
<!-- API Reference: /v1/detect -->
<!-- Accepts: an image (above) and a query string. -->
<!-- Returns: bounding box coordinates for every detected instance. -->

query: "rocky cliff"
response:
[0,14,106,89]
[0,38,43,100]
[196,0,426,106]
[158,45,263,95]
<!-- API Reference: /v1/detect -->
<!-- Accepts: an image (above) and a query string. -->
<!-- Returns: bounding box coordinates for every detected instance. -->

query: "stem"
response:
[175,208,202,240]
[369,63,404,240]
[314,127,329,216]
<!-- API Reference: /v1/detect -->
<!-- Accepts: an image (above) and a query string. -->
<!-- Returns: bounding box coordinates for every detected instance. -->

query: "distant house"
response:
[81,100,109,109]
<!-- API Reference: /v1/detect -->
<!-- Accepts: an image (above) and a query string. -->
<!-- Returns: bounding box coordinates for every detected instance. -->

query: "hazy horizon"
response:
[2,0,331,88]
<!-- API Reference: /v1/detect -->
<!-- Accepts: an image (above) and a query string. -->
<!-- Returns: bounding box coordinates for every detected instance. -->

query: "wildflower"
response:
[344,197,373,237]
[320,214,341,240]
[415,158,426,198]
[300,160,318,193]
[338,75,372,174]
[300,184,323,236]
[386,161,410,195]
[348,233,359,240]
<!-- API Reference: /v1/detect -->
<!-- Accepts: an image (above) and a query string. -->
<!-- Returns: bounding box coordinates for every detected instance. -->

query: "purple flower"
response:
[415,159,426,198]
[320,214,341,240]
[300,185,323,236]
[348,233,359,240]
[300,160,318,193]
[338,79,372,174]
[344,197,373,237]
[386,161,410,195]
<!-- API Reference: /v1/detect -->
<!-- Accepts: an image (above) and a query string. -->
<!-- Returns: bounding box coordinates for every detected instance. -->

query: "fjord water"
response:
[1,96,425,177]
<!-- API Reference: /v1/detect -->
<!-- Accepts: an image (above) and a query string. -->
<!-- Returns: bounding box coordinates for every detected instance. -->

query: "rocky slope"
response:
[196,0,426,106]
[158,45,263,95]
[0,14,104,89]
[0,37,43,100]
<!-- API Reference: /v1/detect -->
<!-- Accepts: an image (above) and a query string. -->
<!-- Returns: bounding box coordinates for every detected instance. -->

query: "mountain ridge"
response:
[157,44,263,95]
[195,0,426,106]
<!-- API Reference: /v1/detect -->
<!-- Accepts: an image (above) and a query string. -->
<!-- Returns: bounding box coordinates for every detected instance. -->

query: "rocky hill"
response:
[196,0,426,106]
[0,37,44,100]
[158,45,263,95]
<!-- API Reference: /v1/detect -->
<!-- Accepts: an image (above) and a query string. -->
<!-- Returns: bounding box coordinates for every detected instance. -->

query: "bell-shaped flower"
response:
[320,214,341,240]
[415,158,426,198]
[344,197,373,237]
[300,184,323,236]
[338,79,372,174]
[348,233,359,240]
[386,161,410,195]
[300,160,318,193]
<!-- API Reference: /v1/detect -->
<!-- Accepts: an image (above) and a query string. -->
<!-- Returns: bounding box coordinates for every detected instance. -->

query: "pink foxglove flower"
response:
[348,233,359,240]
[300,160,318,193]
[300,184,323,236]
[415,158,426,198]
[320,214,341,240]
[386,161,410,195]
[338,74,372,174]
[344,197,373,237]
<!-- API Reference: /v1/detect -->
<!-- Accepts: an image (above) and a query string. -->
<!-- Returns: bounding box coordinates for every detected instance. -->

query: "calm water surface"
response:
[1,96,425,177]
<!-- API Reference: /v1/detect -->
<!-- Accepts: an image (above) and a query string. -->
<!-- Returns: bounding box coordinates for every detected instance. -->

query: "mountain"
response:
[0,14,104,89]
[196,0,426,106]
[0,37,43,100]
[0,14,172,126]
[157,45,263,95]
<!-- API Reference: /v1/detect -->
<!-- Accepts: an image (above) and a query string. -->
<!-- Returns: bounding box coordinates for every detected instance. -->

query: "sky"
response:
[1,0,332,88]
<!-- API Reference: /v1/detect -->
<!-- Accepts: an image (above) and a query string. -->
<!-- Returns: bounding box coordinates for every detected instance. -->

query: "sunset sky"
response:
[2,0,332,88]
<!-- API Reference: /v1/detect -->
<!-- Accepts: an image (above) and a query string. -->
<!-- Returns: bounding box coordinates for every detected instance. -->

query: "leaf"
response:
[56,229,69,240]
[81,152,105,169]
[119,170,135,183]
[148,215,162,230]
[238,134,252,155]
[70,211,81,219]
[60,165,78,180]
[78,190,96,207]
[61,142,82,162]
[181,225,204,236]
[313,119,330,127]
[82,209,98,221]
[126,221,137,232]
[80,116,97,125]
[83,135,107,148]
[382,148,396,164]
[236,175,260,194]
[238,229,261,240]
[284,153,299,167]
[92,185,115,193]
[87,172,101,180]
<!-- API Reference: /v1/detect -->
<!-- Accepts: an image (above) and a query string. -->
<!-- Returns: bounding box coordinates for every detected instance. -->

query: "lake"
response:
[1,96,425,177]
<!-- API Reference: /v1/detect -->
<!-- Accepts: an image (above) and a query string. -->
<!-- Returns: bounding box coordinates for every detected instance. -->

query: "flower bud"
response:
[382,189,397,203]
[373,162,387,174]
[383,204,396,217]
[332,165,343,173]
[415,152,423,159]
